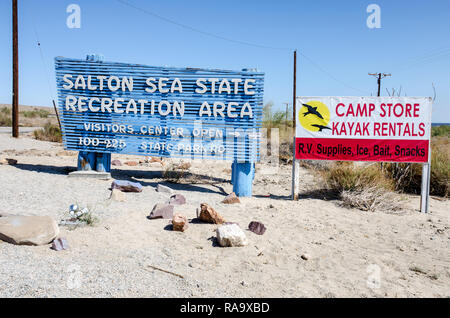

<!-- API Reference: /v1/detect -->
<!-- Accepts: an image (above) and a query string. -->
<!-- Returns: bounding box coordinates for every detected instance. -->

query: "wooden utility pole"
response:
[12,0,19,137]
[369,73,391,97]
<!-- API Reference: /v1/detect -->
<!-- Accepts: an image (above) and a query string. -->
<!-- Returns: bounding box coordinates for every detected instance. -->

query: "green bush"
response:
[431,125,450,137]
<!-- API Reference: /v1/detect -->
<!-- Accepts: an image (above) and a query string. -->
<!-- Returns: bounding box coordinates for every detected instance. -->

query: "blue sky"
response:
[1,0,449,122]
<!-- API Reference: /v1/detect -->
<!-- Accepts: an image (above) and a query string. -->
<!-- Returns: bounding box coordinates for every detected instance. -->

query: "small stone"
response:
[149,204,174,219]
[0,158,17,165]
[169,194,186,205]
[199,203,225,224]
[111,180,143,192]
[150,157,164,166]
[69,204,78,212]
[51,237,69,251]
[221,192,241,204]
[80,207,89,215]
[124,161,138,166]
[172,213,188,232]
[109,188,126,202]
[176,162,191,170]
[157,184,173,194]
[0,215,59,246]
[301,253,310,260]
[248,221,266,235]
[216,223,248,247]
[111,159,122,166]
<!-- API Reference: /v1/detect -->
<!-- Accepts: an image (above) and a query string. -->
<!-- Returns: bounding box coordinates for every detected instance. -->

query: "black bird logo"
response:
[302,103,324,119]
[311,124,331,132]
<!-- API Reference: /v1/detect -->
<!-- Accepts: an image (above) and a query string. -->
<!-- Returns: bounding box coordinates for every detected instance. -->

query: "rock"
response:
[149,204,174,219]
[111,180,143,192]
[221,192,241,204]
[199,203,225,224]
[124,161,139,166]
[172,213,188,232]
[109,188,126,202]
[59,219,87,230]
[169,194,186,205]
[111,159,122,166]
[216,223,248,247]
[248,221,266,235]
[150,157,164,166]
[176,162,191,170]
[301,253,310,260]
[157,184,173,194]
[51,237,69,251]
[0,158,17,165]
[0,215,59,246]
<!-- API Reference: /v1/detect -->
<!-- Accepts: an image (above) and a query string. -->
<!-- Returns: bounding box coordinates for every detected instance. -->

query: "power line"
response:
[301,53,370,95]
[116,0,292,51]
[116,0,369,95]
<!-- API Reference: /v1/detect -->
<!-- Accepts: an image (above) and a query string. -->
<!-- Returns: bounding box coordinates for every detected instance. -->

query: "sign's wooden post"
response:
[232,162,255,197]
[96,152,111,173]
[77,151,96,171]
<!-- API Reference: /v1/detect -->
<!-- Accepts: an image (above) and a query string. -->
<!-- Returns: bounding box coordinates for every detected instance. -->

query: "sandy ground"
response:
[0,133,449,298]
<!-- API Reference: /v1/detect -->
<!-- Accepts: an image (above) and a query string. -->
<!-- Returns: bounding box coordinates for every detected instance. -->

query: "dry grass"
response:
[0,104,57,127]
[320,162,403,212]
[322,162,394,193]
[162,161,191,183]
[33,122,62,143]
[383,138,449,197]
[341,187,403,212]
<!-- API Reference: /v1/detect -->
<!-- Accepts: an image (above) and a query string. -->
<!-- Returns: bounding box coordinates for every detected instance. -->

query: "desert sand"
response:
[0,132,449,298]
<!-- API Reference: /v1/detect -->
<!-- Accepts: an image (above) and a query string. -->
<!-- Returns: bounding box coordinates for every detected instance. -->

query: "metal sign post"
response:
[420,163,431,213]
[291,50,299,200]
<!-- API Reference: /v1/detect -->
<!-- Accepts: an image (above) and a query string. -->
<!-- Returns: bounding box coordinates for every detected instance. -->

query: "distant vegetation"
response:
[431,125,450,137]
[0,107,12,126]
[0,105,54,127]
[21,109,50,119]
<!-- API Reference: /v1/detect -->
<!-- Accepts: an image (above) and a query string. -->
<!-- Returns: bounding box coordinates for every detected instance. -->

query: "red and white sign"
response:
[295,97,432,163]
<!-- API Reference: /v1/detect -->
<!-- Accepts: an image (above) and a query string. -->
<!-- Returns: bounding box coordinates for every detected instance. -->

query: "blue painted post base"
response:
[77,152,111,173]
[231,162,255,197]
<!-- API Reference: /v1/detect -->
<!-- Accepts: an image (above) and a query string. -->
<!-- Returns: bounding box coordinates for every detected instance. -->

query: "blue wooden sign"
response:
[55,57,264,165]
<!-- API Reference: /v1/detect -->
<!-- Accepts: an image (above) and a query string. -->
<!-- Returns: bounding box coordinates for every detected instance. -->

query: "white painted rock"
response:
[0,215,59,246]
[216,223,248,247]
[109,188,126,202]
[157,184,173,194]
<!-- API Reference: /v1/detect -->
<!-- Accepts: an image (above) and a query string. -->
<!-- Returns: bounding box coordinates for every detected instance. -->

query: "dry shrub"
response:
[0,107,12,126]
[162,162,190,183]
[33,122,62,142]
[321,162,401,212]
[323,162,394,193]
[341,187,403,212]
[383,140,449,197]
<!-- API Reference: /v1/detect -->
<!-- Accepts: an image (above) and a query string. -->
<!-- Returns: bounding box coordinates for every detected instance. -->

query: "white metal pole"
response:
[420,163,431,213]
